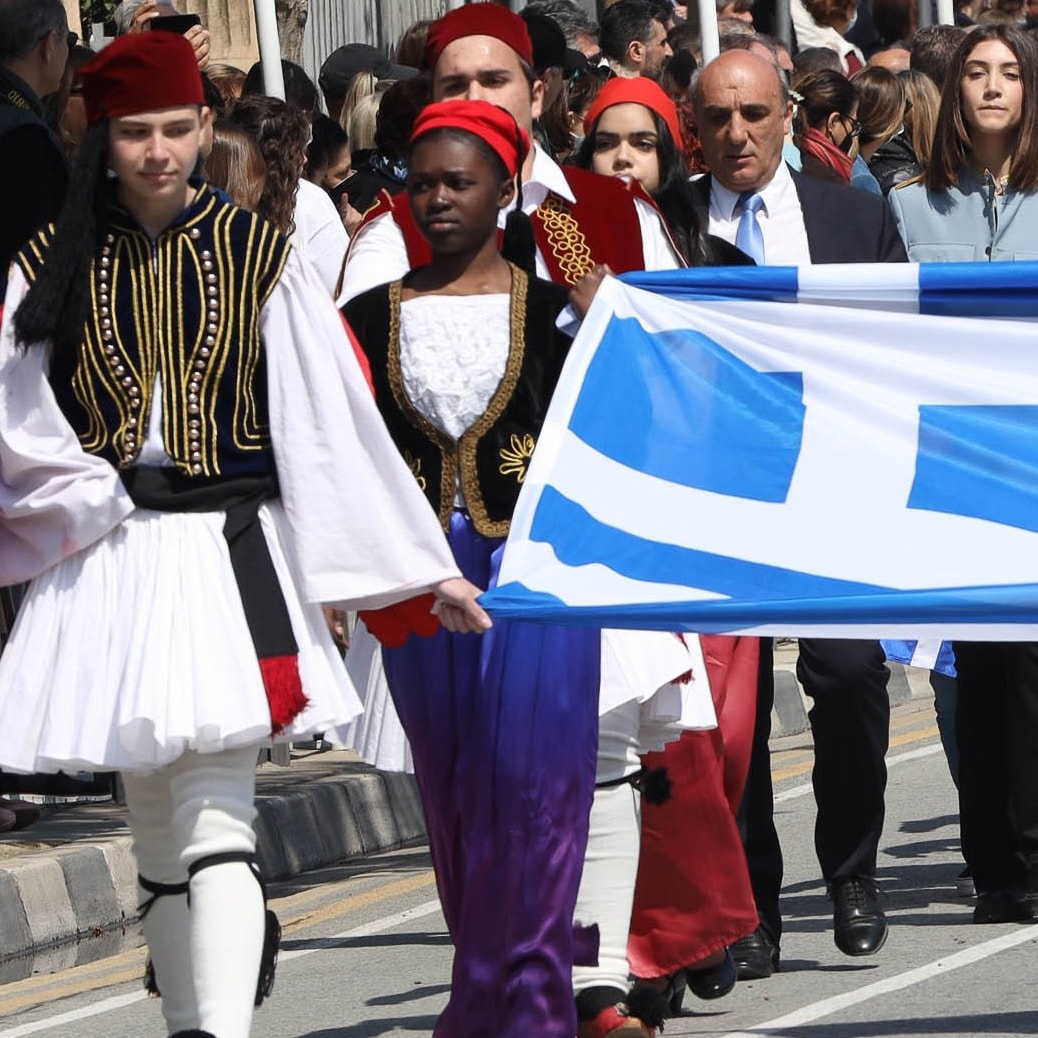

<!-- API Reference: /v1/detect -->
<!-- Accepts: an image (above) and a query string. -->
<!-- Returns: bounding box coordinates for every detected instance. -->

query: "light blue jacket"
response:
[888,163,1038,262]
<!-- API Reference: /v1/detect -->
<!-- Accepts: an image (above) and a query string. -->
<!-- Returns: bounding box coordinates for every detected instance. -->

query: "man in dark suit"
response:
[689,48,907,977]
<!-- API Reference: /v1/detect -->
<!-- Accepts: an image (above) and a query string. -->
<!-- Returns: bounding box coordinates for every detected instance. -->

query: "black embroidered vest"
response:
[16,188,291,478]
[343,266,572,537]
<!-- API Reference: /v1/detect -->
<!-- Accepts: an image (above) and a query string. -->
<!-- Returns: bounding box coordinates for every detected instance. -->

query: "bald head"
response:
[868,46,911,73]
[693,50,793,193]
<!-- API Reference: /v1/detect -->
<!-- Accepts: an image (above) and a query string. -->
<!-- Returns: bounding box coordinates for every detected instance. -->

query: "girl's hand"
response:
[432,577,492,634]
[569,263,613,318]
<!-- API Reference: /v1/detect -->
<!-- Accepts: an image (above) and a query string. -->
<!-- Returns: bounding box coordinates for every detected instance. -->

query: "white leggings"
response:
[573,700,644,996]
[122,746,266,1038]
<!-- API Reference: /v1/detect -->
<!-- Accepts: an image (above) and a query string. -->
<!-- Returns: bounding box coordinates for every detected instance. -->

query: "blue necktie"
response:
[735,192,765,264]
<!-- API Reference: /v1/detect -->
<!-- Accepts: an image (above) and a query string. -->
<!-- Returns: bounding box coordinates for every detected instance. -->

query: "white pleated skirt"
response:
[0,503,363,774]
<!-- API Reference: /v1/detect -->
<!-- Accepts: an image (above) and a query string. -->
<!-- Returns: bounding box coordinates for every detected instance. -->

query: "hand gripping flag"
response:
[481,262,1038,638]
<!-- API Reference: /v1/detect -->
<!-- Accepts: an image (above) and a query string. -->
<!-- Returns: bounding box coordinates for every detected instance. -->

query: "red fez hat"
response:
[585,76,684,150]
[425,3,534,70]
[410,100,530,178]
[82,32,205,126]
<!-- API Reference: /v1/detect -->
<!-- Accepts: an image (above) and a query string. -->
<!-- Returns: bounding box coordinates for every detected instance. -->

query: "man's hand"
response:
[432,577,492,634]
[339,193,364,236]
[184,23,211,70]
[127,0,160,32]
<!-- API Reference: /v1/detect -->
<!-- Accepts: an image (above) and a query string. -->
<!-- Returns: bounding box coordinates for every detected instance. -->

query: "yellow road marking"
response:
[0,871,435,1017]
[0,716,943,1017]
[771,725,939,783]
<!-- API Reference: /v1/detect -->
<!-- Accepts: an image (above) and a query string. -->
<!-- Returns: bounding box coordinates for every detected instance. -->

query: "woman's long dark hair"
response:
[13,121,111,358]
[571,109,708,266]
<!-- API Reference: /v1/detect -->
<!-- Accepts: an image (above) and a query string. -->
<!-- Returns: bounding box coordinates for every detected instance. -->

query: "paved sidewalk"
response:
[0,650,936,967]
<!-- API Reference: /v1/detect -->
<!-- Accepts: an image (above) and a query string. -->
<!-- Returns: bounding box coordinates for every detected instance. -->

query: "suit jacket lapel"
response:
[789,169,828,263]
[689,174,712,238]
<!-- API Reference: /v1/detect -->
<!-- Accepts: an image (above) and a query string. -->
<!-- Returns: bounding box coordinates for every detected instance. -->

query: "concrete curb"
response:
[0,652,937,965]
[0,767,426,966]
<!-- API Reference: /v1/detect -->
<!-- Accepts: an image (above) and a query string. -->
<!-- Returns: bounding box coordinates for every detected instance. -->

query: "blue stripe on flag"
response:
[621,265,800,302]
[909,405,1038,533]
[918,261,1038,318]
[529,486,886,600]
[483,579,1038,630]
[568,316,805,503]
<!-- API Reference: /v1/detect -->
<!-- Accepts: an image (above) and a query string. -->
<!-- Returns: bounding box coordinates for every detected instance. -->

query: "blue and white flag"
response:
[481,263,1038,638]
[880,638,956,676]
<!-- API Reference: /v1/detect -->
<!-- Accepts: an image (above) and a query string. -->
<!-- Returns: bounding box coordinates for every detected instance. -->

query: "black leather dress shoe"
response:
[730,927,780,980]
[830,876,887,956]
[685,948,737,1000]
[973,890,1027,924]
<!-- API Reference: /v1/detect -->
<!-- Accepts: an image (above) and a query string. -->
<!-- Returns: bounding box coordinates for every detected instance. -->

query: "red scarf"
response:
[799,127,854,185]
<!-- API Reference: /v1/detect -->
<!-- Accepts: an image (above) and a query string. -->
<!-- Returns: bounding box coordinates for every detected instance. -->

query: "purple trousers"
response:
[383,512,600,1038]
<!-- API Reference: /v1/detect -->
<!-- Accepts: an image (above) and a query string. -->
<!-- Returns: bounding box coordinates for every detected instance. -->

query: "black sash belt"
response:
[120,467,307,732]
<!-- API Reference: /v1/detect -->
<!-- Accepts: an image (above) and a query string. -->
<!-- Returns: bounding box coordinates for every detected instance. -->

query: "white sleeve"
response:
[0,266,135,585]
[262,249,460,609]
[635,196,684,271]
[336,212,411,307]
[292,180,350,297]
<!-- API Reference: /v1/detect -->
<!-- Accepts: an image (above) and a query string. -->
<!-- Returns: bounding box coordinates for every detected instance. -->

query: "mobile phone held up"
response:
[149,13,201,33]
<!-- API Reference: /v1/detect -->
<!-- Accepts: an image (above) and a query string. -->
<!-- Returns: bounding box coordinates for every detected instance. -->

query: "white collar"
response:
[709,160,795,221]
[529,144,576,204]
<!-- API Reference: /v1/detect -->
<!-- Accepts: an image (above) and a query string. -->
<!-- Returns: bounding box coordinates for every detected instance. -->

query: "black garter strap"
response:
[595,765,673,805]
[138,874,190,997]
[138,875,190,921]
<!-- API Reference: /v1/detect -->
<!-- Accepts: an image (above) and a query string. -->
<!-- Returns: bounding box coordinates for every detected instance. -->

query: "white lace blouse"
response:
[398,294,511,440]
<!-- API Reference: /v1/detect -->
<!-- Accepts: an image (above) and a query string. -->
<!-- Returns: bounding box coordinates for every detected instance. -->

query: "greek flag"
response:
[481,263,1038,638]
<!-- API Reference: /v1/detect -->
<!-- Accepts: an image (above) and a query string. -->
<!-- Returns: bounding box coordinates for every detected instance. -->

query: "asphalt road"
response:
[1,701,1035,1038]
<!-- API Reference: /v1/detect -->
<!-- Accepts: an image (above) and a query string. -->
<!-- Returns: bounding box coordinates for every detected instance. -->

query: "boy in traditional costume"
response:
[0,31,487,1038]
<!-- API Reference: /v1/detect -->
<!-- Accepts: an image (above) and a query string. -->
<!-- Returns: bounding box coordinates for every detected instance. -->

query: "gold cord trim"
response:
[386,279,457,530]
[456,264,527,538]
[538,195,596,286]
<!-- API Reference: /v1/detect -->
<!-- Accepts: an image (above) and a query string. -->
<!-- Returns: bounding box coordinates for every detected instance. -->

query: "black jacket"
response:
[868,134,922,197]
[0,67,68,303]
[689,166,907,264]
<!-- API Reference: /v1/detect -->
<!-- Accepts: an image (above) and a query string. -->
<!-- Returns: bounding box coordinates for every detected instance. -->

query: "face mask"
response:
[570,133,584,152]
[845,8,858,32]
[838,130,857,154]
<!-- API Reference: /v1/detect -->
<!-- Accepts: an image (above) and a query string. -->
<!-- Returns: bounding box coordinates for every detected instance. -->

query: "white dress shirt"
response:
[292,178,350,298]
[337,145,680,305]
[704,161,812,265]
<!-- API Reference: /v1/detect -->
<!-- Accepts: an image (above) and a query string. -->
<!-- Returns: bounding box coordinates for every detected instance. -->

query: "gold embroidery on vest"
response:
[457,264,527,537]
[60,198,288,476]
[498,433,535,484]
[404,450,427,490]
[387,280,457,530]
[538,195,595,286]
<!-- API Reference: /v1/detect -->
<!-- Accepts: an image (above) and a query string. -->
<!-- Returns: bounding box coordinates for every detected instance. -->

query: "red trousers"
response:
[628,635,760,977]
